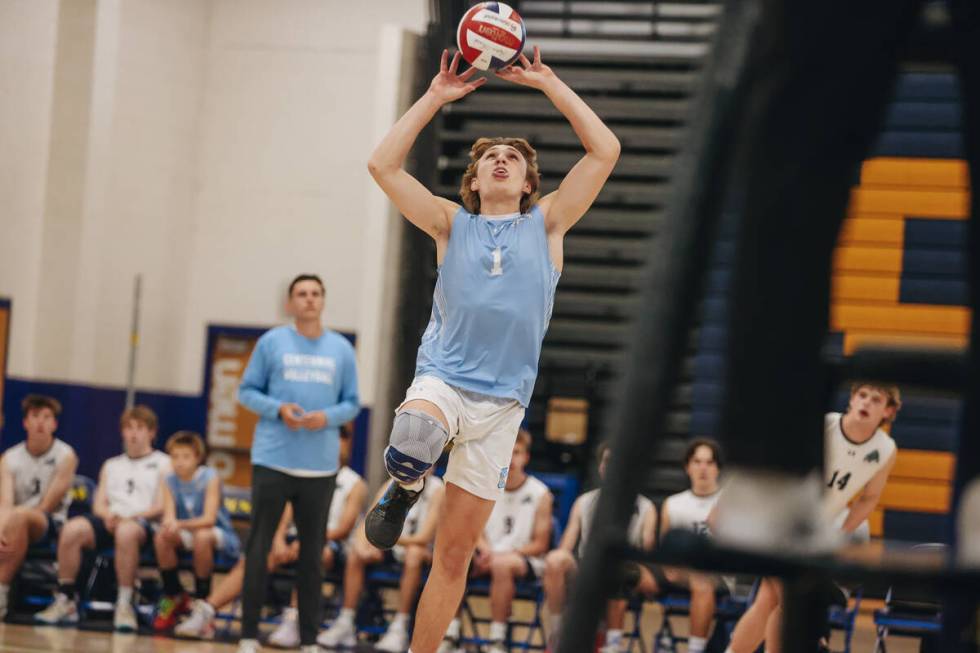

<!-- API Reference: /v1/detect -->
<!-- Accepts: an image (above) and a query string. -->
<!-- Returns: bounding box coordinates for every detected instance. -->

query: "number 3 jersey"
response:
[101,450,171,518]
[5,439,76,522]
[823,412,896,521]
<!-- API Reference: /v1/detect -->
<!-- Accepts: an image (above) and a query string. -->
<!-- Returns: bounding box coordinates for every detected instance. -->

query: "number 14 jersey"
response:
[823,412,896,520]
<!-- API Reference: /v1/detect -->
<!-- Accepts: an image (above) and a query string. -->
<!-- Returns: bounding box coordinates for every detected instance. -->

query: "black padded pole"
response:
[556,1,761,650]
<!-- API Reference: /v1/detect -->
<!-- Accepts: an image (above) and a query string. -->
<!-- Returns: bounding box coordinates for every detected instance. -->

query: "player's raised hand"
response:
[495,46,555,90]
[428,49,487,105]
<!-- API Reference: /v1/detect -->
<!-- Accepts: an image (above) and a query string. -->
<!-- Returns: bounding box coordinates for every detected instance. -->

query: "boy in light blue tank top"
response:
[152,431,240,632]
[365,46,620,653]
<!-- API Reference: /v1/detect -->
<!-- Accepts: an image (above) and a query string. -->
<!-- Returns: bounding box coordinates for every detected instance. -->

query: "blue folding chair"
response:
[652,580,755,653]
[873,545,946,653]
[827,585,863,653]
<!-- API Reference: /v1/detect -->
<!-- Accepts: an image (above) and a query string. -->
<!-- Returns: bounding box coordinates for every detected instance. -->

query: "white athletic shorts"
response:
[397,375,525,501]
[178,527,229,553]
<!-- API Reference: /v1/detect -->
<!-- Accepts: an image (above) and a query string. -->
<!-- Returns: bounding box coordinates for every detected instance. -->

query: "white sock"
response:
[490,621,507,642]
[606,629,623,647]
[724,648,735,653]
[399,478,424,492]
[0,583,9,599]
[390,612,409,630]
[117,586,133,605]
[688,635,707,653]
[445,618,461,639]
[339,607,355,623]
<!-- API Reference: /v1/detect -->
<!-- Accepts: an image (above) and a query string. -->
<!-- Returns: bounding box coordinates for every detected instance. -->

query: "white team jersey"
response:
[4,439,76,521]
[484,475,551,553]
[101,450,171,518]
[664,488,721,536]
[823,412,897,522]
[327,466,362,535]
[576,488,654,558]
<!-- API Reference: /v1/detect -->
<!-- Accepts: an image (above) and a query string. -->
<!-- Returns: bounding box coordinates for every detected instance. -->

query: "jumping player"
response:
[723,383,901,653]
[364,46,620,653]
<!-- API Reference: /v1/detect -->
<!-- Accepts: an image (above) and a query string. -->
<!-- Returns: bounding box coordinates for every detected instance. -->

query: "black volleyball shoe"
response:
[364,480,424,549]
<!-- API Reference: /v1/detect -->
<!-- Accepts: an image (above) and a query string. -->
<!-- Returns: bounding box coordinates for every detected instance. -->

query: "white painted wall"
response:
[1,0,429,408]
[0,0,60,377]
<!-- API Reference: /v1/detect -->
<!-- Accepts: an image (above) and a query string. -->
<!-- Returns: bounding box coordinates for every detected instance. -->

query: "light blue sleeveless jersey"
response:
[415,205,560,406]
[166,466,241,557]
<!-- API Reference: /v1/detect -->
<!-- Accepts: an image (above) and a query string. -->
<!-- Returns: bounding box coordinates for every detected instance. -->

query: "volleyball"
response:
[456,2,527,71]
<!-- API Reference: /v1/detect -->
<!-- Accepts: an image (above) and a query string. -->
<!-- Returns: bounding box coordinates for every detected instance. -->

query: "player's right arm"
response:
[367,50,485,243]
[658,499,672,539]
[0,457,14,531]
[92,464,112,522]
[556,496,583,553]
[640,502,658,551]
[326,478,367,542]
[36,449,78,514]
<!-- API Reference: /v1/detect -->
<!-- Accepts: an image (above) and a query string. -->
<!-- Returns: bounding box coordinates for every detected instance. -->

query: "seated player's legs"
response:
[663,567,717,652]
[318,537,387,648]
[374,543,434,653]
[0,507,56,618]
[112,517,152,631]
[485,551,534,627]
[153,525,191,630]
[35,514,103,624]
[0,507,56,583]
[543,548,578,643]
[177,535,298,639]
[726,577,781,653]
[271,538,348,649]
[398,543,431,617]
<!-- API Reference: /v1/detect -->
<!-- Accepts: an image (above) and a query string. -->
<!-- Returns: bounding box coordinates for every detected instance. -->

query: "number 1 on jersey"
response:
[490,247,503,276]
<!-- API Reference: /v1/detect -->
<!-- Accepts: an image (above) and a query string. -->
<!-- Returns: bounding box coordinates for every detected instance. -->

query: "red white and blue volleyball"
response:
[456,2,527,71]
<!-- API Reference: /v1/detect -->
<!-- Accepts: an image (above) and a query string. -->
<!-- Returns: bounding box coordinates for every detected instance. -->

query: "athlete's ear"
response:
[523,180,531,194]
[470,178,479,192]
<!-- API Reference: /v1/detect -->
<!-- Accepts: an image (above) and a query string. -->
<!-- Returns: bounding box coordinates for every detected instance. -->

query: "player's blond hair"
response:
[850,382,902,427]
[459,137,541,215]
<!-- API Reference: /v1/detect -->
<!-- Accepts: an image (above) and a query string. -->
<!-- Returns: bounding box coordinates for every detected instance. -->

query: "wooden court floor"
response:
[0,605,923,653]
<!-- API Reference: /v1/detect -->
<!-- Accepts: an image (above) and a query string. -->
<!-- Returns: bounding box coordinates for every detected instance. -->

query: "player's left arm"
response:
[840,451,897,534]
[327,478,367,542]
[517,491,554,557]
[640,502,658,551]
[497,47,620,236]
[37,449,79,514]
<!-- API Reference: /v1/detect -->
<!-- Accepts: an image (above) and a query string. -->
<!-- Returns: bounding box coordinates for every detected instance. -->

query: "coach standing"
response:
[237,274,360,653]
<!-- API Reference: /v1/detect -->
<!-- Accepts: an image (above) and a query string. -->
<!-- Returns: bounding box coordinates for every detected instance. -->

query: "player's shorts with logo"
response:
[398,375,524,501]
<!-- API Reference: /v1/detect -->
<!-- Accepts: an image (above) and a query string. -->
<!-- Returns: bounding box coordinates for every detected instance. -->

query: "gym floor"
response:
[0,598,922,653]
